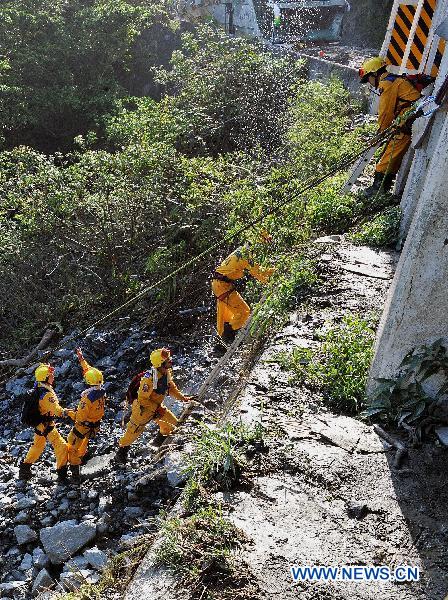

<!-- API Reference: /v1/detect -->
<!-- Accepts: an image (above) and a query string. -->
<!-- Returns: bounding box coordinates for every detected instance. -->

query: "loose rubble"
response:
[0,321,242,598]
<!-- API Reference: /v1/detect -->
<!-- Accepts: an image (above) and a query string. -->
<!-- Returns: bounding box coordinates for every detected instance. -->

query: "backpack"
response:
[126,371,145,403]
[385,73,435,93]
[20,387,43,427]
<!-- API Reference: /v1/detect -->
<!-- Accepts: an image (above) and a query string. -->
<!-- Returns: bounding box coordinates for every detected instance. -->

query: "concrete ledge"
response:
[298,53,362,97]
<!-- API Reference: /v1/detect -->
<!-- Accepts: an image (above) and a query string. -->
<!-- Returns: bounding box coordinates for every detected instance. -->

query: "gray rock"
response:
[96,513,111,535]
[435,426,448,446]
[81,514,96,521]
[66,491,78,500]
[31,569,55,596]
[14,430,33,442]
[14,525,37,545]
[59,570,96,591]
[9,570,27,582]
[81,453,115,479]
[32,549,50,570]
[57,360,72,377]
[0,496,13,508]
[19,553,33,571]
[0,581,27,594]
[5,377,28,398]
[14,511,29,524]
[62,555,89,572]
[124,506,144,519]
[40,517,53,527]
[57,499,70,512]
[14,497,37,511]
[164,451,188,487]
[83,547,107,571]
[40,520,97,564]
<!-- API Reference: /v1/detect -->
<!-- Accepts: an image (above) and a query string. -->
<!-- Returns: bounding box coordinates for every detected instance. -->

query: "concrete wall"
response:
[297,53,363,98]
[207,0,261,37]
[369,0,448,387]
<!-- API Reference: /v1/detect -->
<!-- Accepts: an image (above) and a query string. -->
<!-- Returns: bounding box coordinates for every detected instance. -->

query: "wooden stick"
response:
[374,425,408,469]
[0,326,59,368]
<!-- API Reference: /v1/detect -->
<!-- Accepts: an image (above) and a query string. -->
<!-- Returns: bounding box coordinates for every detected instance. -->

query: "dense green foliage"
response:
[283,315,376,413]
[0,17,373,353]
[365,339,448,431]
[0,0,173,151]
[350,206,401,248]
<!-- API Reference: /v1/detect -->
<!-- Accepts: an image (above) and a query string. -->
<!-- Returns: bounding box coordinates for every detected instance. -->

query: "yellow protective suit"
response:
[67,358,106,466]
[119,368,188,446]
[23,383,68,470]
[212,247,274,336]
[376,73,420,175]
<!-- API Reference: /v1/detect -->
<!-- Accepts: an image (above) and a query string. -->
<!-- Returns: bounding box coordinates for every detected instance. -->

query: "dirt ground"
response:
[222,238,448,600]
[126,238,448,600]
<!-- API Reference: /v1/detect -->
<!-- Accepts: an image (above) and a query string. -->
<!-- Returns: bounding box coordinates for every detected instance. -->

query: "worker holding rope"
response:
[115,348,195,464]
[212,232,274,347]
[359,56,421,197]
[67,348,106,479]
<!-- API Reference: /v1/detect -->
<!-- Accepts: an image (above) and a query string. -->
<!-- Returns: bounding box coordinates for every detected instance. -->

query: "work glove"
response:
[64,409,76,420]
[75,347,84,363]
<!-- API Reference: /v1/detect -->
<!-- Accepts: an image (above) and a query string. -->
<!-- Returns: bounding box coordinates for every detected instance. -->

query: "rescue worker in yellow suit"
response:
[212,236,274,345]
[19,364,71,481]
[67,348,106,479]
[359,56,421,197]
[115,348,195,464]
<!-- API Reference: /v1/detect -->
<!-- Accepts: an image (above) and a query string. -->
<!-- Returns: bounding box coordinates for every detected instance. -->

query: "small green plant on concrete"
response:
[364,339,448,430]
[285,315,375,414]
[59,535,153,600]
[350,206,401,248]
[155,505,238,584]
[185,421,260,494]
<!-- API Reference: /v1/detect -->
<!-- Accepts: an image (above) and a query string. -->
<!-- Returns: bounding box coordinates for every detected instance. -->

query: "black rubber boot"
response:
[80,448,94,466]
[115,446,129,464]
[382,173,395,193]
[57,466,68,481]
[222,322,237,344]
[363,172,394,198]
[71,465,81,481]
[18,461,33,481]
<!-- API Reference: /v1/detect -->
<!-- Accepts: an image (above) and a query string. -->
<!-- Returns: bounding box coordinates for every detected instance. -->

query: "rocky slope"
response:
[0,315,246,598]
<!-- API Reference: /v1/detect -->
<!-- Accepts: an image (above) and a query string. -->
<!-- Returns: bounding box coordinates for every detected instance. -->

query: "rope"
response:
[34,127,397,362]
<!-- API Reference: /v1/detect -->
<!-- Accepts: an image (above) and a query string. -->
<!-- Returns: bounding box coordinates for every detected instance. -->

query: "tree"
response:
[0,0,171,151]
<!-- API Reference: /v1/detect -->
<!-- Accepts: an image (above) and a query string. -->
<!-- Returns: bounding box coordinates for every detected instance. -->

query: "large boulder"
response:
[40,520,96,564]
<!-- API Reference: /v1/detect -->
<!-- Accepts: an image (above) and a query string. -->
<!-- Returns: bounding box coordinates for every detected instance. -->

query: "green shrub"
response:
[364,339,448,429]
[350,206,401,248]
[286,315,375,413]
[185,422,254,492]
[155,24,304,155]
[155,505,237,582]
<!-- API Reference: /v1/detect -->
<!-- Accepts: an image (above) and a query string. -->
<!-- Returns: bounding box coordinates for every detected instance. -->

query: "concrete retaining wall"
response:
[297,53,363,97]
[369,0,448,387]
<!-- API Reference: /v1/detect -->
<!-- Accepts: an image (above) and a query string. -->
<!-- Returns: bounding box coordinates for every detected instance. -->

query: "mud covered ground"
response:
[126,238,448,600]
[224,239,448,600]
